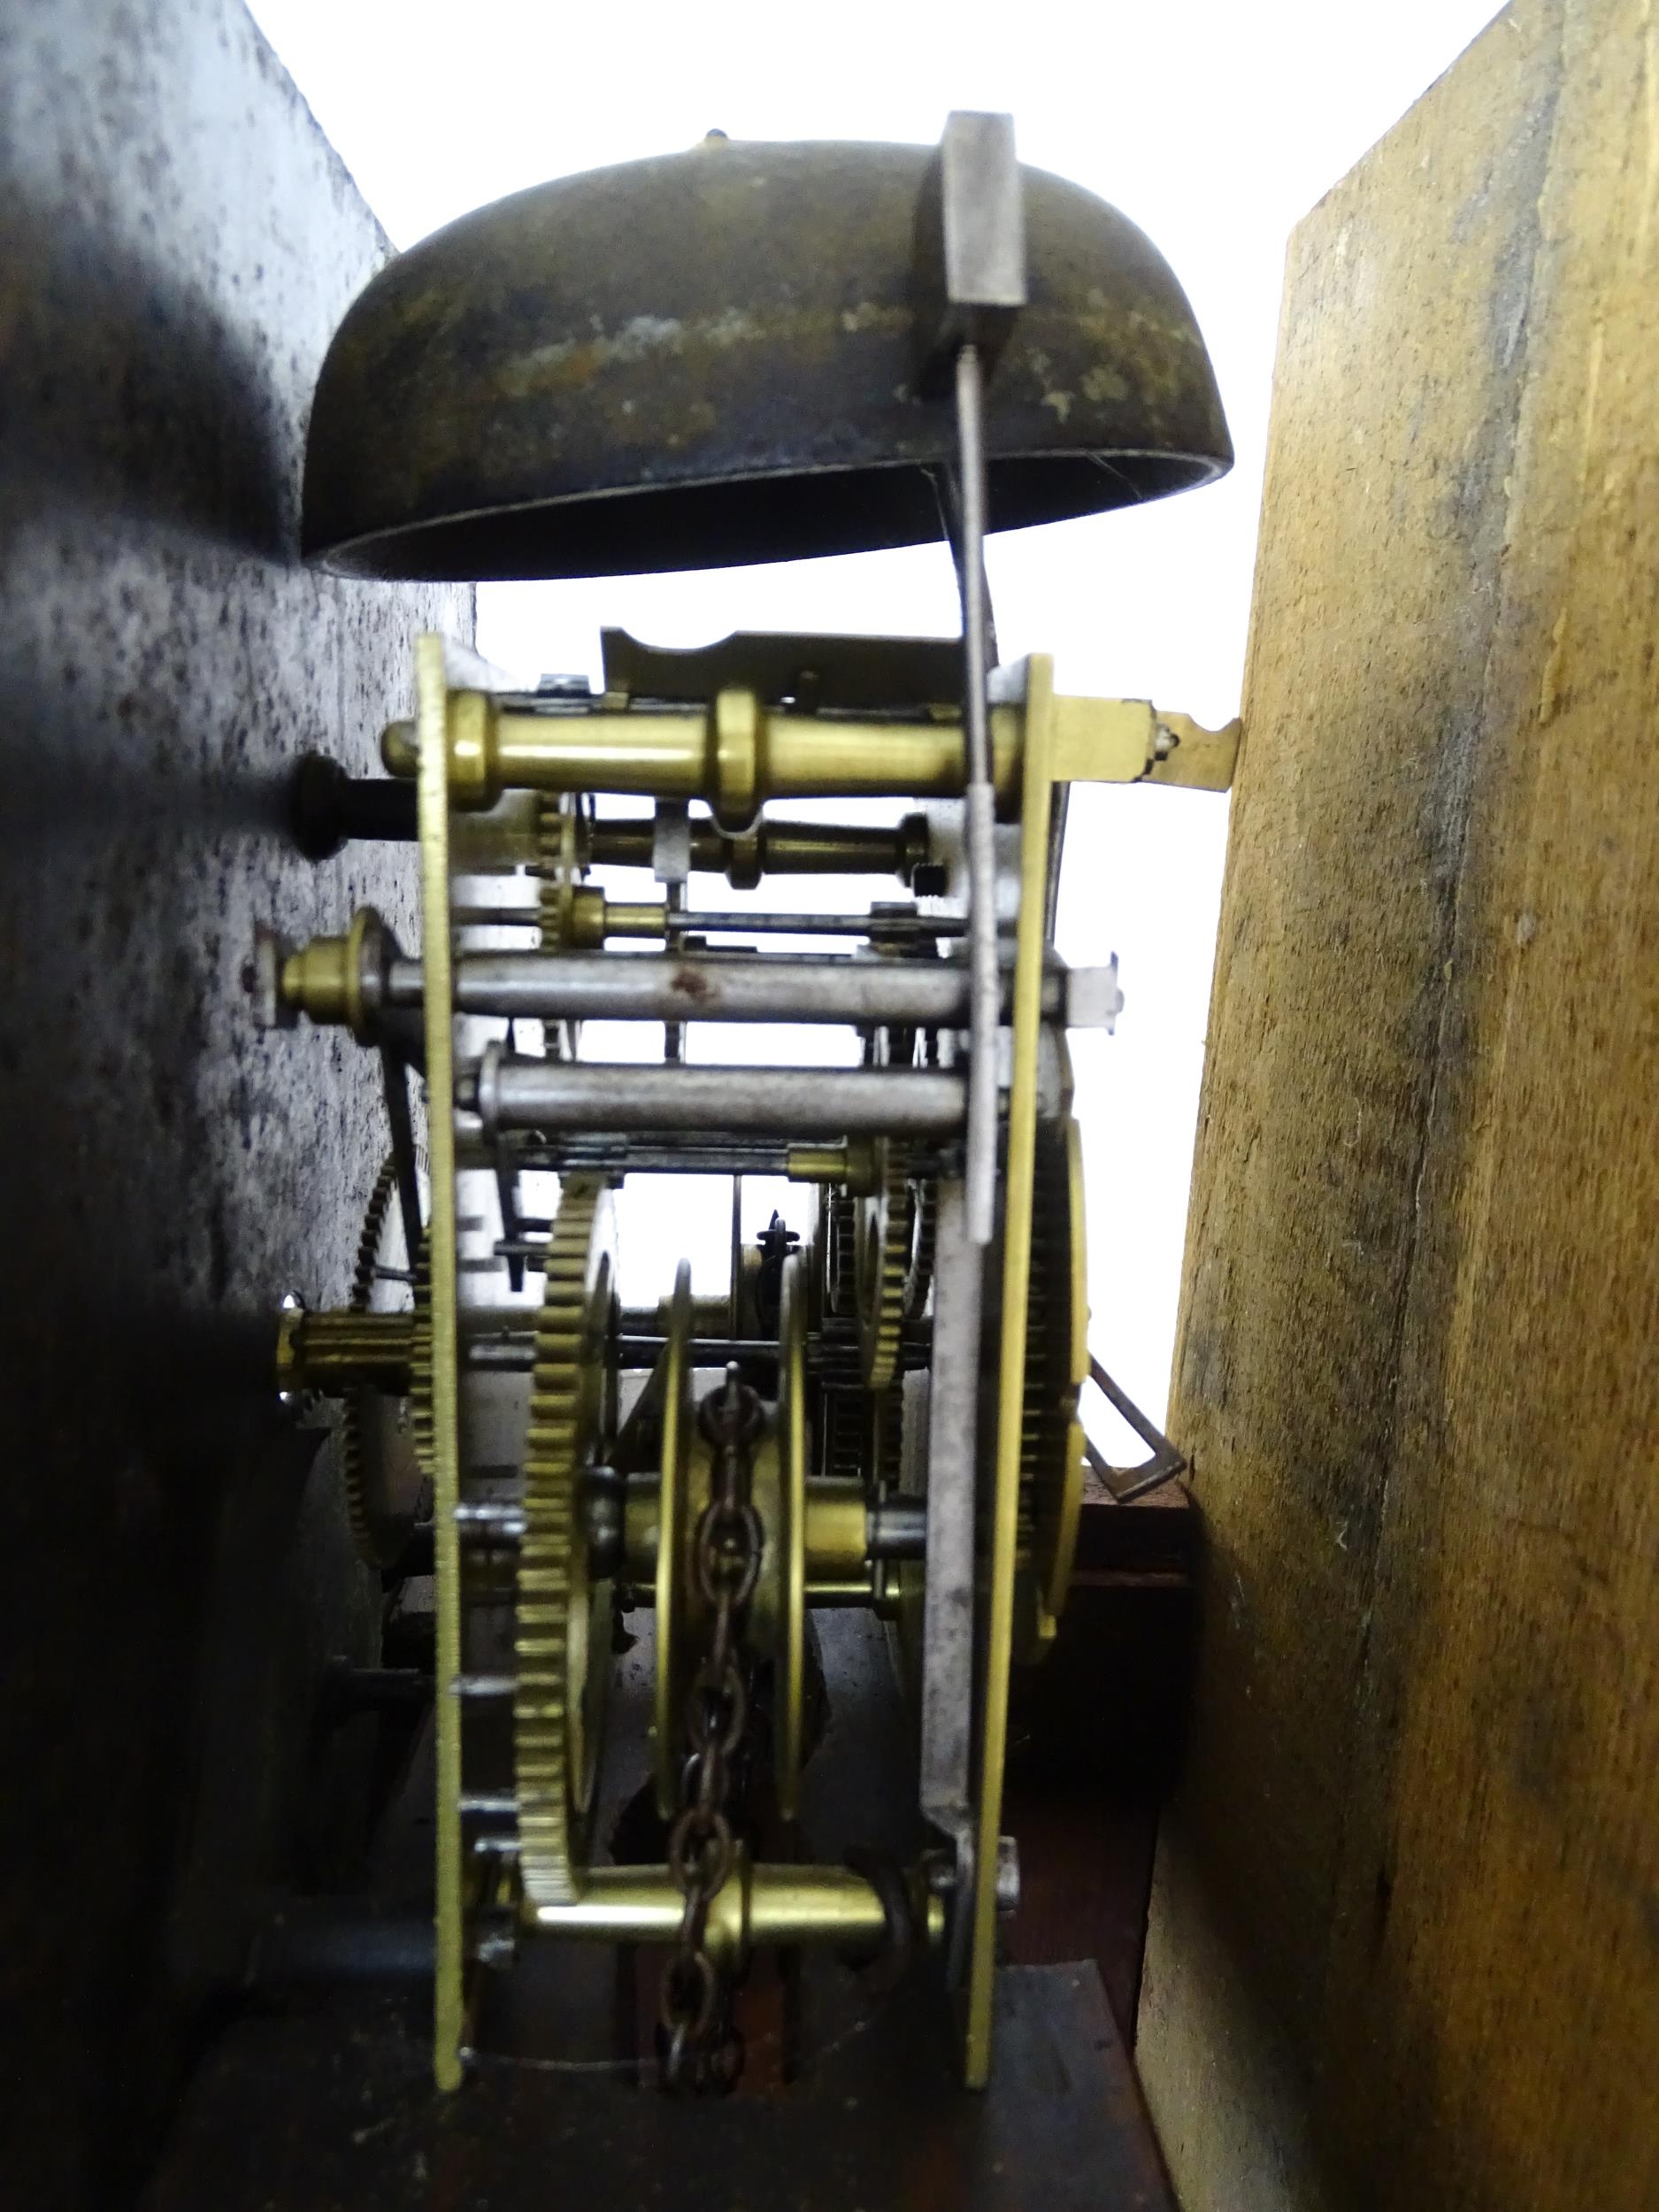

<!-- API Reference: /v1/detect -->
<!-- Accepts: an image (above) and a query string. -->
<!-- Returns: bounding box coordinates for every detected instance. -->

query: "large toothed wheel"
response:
[855,1139,914,1392]
[514,1177,618,1906]
[824,1186,857,1320]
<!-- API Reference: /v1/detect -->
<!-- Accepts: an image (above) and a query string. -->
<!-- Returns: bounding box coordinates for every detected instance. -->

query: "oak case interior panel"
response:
[1138,4,1659,2208]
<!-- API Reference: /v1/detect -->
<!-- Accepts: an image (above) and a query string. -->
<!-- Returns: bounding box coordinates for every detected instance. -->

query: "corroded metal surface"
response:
[0,3,467,2202]
[303,138,1232,579]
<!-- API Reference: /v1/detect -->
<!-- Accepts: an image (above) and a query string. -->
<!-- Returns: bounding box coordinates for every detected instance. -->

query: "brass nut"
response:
[278,906,384,1042]
[280,933,351,1028]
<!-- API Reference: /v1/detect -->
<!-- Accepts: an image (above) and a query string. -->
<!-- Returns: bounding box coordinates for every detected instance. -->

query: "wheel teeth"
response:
[410,1244,434,1485]
[514,1178,606,1908]
[342,1157,404,1570]
[904,1177,937,1320]
[537,793,580,948]
[822,1386,866,1481]
[1017,1127,1079,1588]
[874,1384,905,1489]
[856,1144,913,1391]
[825,1189,857,1317]
[1019,1147,1060,1500]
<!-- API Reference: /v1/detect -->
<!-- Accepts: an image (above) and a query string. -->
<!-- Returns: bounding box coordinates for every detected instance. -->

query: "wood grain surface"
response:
[1136,4,1659,2206]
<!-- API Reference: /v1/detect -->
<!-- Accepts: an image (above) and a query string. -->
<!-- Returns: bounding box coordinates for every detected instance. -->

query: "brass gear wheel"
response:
[535,791,588,948]
[872,1382,906,1496]
[342,1156,429,1568]
[1013,1118,1089,1663]
[409,1240,433,1486]
[854,1139,913,1391]
[818,1380,903,1498]
[515,1176,618,1907]
[824,1186,857,1319]
[819,1386,865,1483]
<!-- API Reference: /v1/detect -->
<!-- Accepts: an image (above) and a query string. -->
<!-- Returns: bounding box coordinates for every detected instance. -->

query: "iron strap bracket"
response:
[1083,1353,1188,1504]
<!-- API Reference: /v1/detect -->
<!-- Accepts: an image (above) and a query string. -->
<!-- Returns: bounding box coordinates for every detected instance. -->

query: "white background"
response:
[253,0,1503,1426]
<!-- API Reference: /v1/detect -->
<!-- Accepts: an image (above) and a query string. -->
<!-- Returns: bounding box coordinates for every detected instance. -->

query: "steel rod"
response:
[458,1792,518,1818]
[664,908,964,940]
[470,1057,966,1141]
[488,1144,803,1179]
[590,814,929,881]
[403,951,1068,1026]
[444,902,964,942]
[867,1498,928,1560]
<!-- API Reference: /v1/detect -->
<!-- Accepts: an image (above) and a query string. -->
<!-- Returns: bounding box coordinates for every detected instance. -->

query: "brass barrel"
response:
[525,1857,941,1962]
[385,685,1020,825]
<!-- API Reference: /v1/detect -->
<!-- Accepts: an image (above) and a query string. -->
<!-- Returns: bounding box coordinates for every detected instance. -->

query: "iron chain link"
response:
[658,1365,764,2092]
